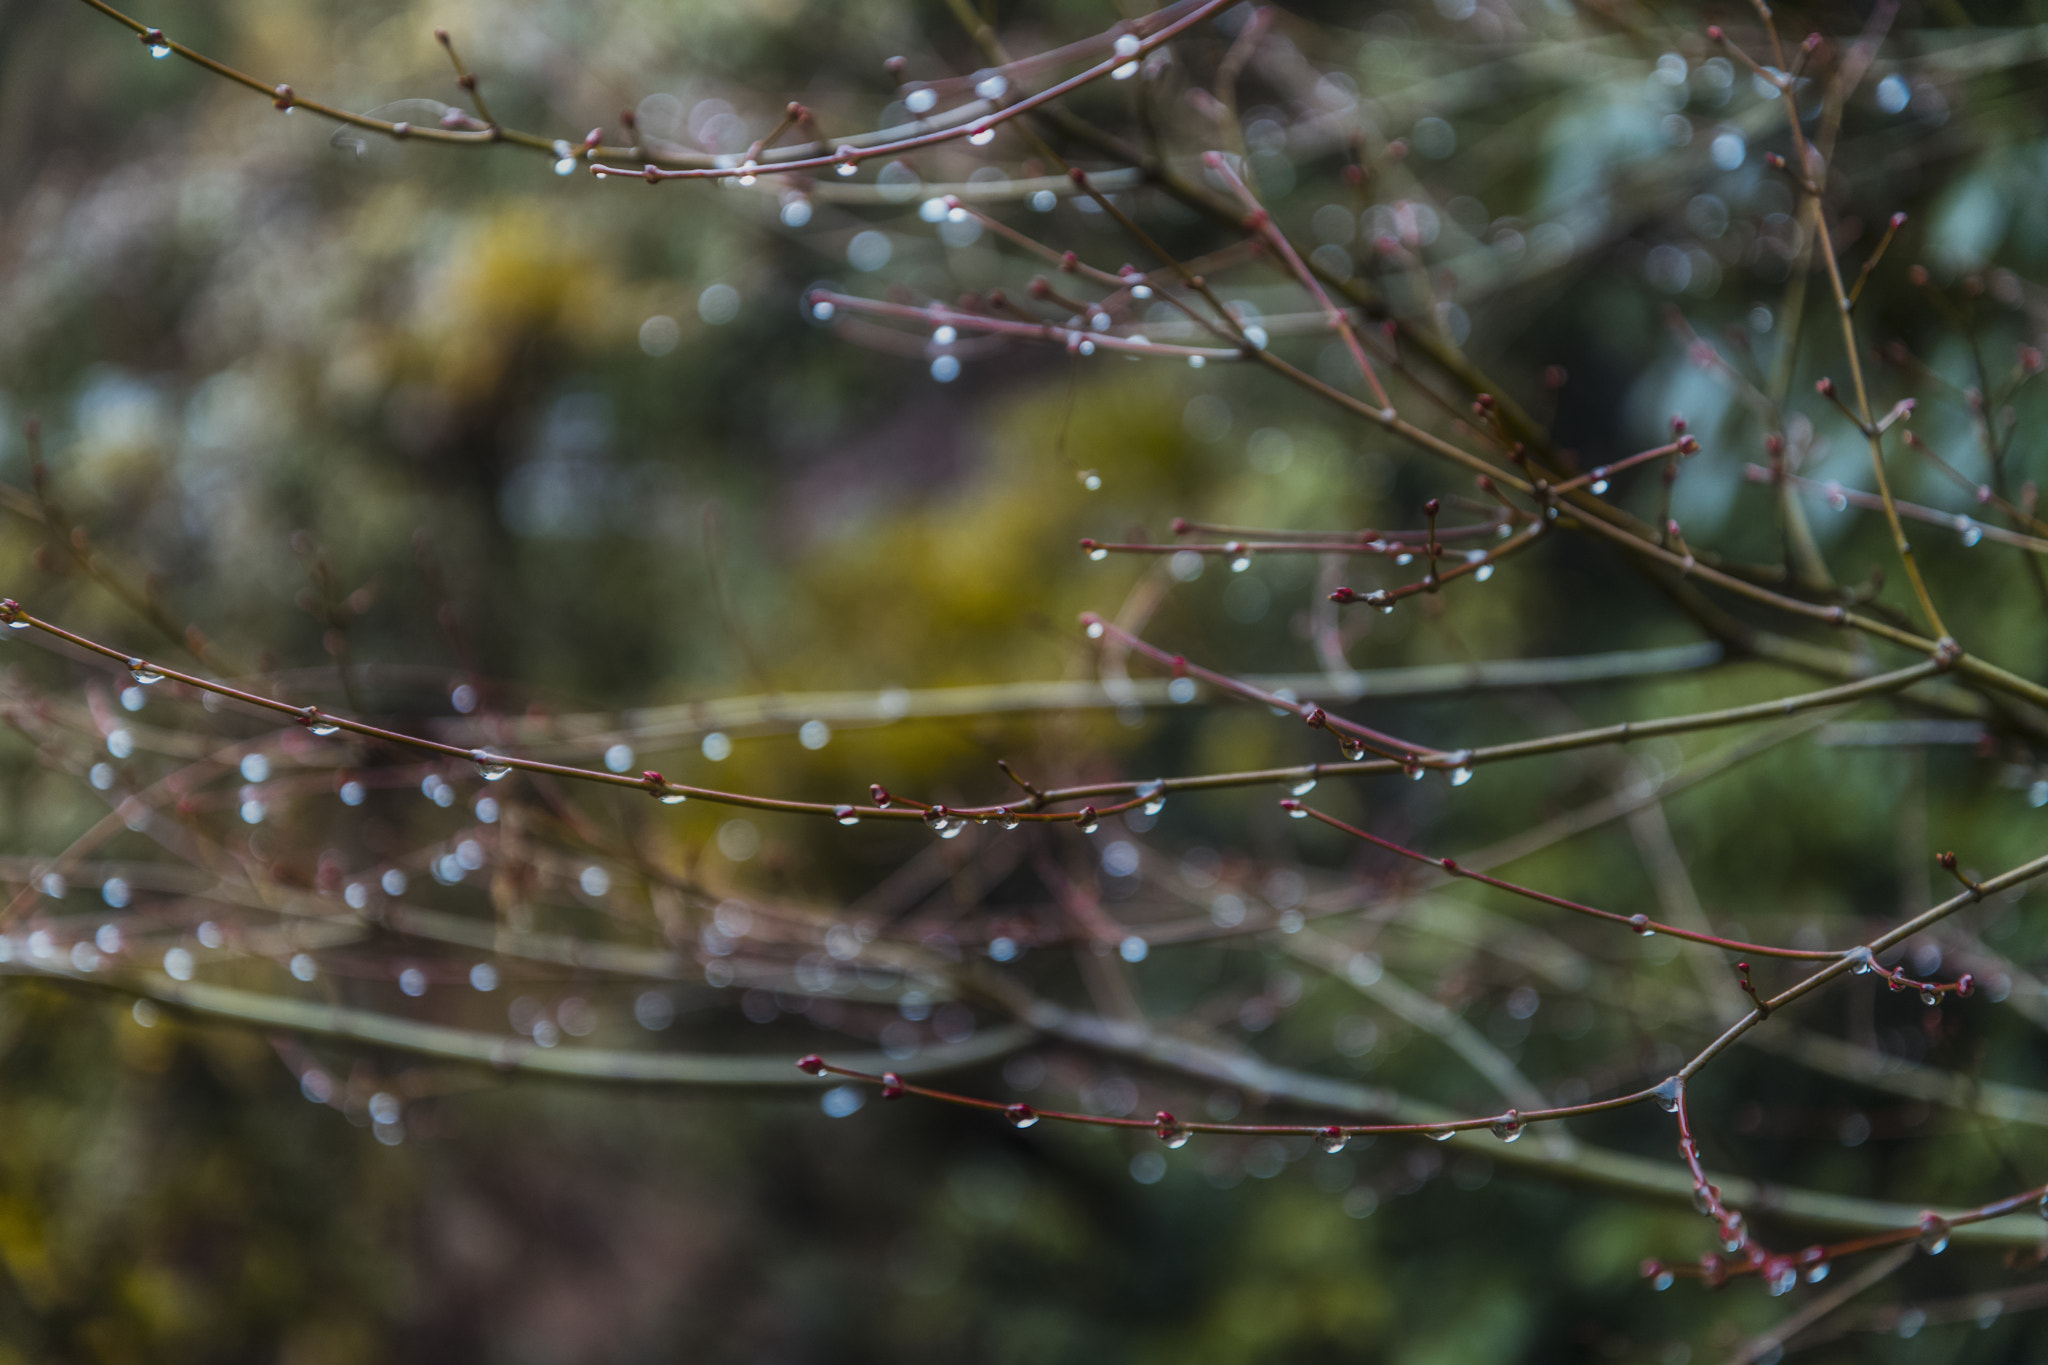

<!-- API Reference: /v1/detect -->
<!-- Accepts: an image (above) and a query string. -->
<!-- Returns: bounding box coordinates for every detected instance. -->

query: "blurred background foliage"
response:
[1,0,2047,1359]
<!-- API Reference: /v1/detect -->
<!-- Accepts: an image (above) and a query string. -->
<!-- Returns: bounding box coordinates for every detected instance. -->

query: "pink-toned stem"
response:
[1282,800,1844,960]
[1203,150,1395,413]
[1078,613,1428,764]
[1744,464,2048,554]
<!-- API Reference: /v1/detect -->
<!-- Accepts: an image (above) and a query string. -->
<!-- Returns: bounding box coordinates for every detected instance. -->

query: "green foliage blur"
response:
[1,0,2047,1360]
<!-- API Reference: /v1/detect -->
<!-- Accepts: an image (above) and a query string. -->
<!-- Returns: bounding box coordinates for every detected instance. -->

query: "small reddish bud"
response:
[2021,347,2044,375]
[1060,250,1079,273]
[870,784,893,807]
[1279,798,1303,813]
[1171,517,1191,533]
[1472,393,1495,410]
[1476,476,1496,493]
[1706,24,1724,40]
[642,769,665,789]
[1956,973,1975,997]
[583,127,604,149]
[1385,139,1408,161]
[619,107,637,128]
[273,84,294,109]
[796,1055,827,1075]
[1908,264,1928,286]
[1441,857,1459,872]
[1328,587,1357,603]
[1544,365,1568,389]
[1424,498,1441,517]
[1079,538,1098,550]
[1764,433,1785,456]
[1889,211,1908,230]
[1670,414,1687,435]
[1765,151,1787,170]
[1304,707,1328,729]
[1936,851,1958,870]
[1067,167,1089,185]
[1815,377,1835,397]
[1677,435,1700,454]
[881,1072,905,1099]
[1802,32,1821,51]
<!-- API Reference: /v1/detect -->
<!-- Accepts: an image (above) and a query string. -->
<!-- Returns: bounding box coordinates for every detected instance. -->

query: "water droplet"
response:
[1291,777,1317,796]
[999,808,1021,830]
[1317,1125,1349,1154]
[1826,482,1848,512]
[1590,477,1610,495]
[881,1072,905,1099]
[1286,802,1308,819]
[1113,32,1141,57]
[1004,1102,1039,1129]
[127,659,163,685]
[1077,807,1100,834]
[1491,1112,1524,1143]
[1652,1076,1683,1112]
[471,750,512,781]
[1631,914,1657,937]
[1078,469,1102,490]
[1137,779,1166,816]
[1767,1262,1796,1296]
[1366,590,1395,614]
[1085,620,1106,639]
[1919,988,1938,1006]
[1917,1214,1949,1255]
[304,711,340,736]
[1474,564,1495,583]
[1405,764,1426,782]
[968,124,995,146]
[1426,1128,1455,1142]
[834,804,861,826]
[149,41,171,58]
[1847,946,1876,975]
[1653,1270,1675,1292]
[1089,546,1108,561]
[1112,60,1139,80]
[1156,1112,1191,1148]
[1231,556,1251,573]
[1394,552,1415,567]
[656,789,687,805]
